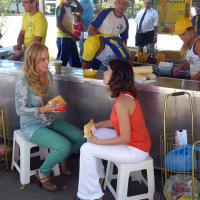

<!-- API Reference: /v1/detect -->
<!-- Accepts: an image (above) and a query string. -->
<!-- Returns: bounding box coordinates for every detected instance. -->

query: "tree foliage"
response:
[0,0,12,40]
[0,0,11,15]
[134,0,144,13]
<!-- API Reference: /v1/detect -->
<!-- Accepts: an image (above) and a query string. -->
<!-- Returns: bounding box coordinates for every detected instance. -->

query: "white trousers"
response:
[77,128,149,200]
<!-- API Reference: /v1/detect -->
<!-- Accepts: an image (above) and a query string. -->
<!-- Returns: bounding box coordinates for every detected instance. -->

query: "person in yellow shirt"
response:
[56,0,83,67]
[12,0,47,61]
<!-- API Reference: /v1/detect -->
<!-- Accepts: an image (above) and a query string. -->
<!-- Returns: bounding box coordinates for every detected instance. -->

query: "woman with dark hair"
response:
[77,59,151,200]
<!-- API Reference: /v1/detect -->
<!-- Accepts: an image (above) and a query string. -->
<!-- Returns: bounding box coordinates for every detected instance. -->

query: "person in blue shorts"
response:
[56,0,83,67]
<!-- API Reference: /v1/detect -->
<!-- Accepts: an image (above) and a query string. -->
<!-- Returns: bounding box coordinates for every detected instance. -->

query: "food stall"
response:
[1,59,200,168]
[0,0,199,169]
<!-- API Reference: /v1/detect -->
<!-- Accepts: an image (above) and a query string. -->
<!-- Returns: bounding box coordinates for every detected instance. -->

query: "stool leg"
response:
[11,135,20,170]
[104,161,115,190]
[109,162,115,181]
[104,161,110,190]
[147,161,155,200]
[52,164,60,176]
[20,145,31,185]
[115,165,129,200]
[11,137,16,170]
[15,143,20,162]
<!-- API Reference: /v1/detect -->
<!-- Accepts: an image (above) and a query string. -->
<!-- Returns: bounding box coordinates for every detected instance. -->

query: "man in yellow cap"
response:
[173,18,200,80]
[12,0,47,60]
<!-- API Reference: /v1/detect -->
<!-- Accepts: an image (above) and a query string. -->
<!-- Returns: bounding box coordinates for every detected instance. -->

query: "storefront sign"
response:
[154,0,191,34]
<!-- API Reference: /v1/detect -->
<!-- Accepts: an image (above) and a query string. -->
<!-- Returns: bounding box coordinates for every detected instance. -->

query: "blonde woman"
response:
[15,43,84,191]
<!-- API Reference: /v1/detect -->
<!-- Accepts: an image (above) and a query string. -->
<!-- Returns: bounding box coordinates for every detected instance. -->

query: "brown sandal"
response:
[60,164,72,176]
[36,170,58,191]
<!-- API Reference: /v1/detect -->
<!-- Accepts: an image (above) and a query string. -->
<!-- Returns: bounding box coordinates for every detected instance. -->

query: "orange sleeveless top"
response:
[110,93,151,152]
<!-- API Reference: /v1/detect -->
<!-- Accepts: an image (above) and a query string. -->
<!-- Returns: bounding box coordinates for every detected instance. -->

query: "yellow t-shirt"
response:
[22,11,48,48]
[56,5,73,38]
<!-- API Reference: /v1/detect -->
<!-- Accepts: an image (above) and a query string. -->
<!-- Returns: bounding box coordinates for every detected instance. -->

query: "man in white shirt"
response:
[88,0,129,43]
[135,0,158,54]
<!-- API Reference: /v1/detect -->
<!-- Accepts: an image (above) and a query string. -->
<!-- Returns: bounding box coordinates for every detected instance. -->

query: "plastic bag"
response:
[163,174,200,200]
[164,144,200,171]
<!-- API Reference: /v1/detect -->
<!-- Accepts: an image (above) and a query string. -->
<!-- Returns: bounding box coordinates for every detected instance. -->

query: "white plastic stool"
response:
[103,156,155,200]
[11,130,60,185]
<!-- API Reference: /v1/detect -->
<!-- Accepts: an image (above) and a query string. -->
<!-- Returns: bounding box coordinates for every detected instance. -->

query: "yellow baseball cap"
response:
[82,35,101,62]
[174,18,193,35]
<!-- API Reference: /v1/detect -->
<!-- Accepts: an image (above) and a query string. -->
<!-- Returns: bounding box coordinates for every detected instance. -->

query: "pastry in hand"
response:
[84,119,95,139]
[48,95,67,112]
[49,95,66,105]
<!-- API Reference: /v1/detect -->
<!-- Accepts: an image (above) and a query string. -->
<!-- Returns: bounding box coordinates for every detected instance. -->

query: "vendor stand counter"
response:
[0,47,12,59]
[1,59,200,168]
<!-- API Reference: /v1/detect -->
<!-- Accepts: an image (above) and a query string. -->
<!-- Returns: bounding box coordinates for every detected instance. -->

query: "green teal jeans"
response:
[30,119,84,176]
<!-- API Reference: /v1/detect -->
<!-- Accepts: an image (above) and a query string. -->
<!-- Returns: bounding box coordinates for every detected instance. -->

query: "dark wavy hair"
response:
[108,59,137,98]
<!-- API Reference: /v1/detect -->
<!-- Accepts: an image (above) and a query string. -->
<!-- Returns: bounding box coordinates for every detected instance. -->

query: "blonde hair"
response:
[24,43,49,97]
[180,26,195,57]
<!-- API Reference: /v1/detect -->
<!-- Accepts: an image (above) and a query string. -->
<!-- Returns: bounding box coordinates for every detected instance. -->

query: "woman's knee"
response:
[80,142,93,155]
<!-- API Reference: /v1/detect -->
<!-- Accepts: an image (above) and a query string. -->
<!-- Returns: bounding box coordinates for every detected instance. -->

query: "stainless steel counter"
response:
[1,59,200,168]
[0,47,12,59]
[1,59,200,90]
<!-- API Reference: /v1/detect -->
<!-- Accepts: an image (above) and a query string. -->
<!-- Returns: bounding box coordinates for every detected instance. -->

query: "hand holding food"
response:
[84,119,95,139]
[38,103,59,114]
[48,95,67,112]
[87,135,99,144]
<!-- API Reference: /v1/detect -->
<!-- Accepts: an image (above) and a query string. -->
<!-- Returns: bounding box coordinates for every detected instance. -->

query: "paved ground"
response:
[0,154,165,200]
